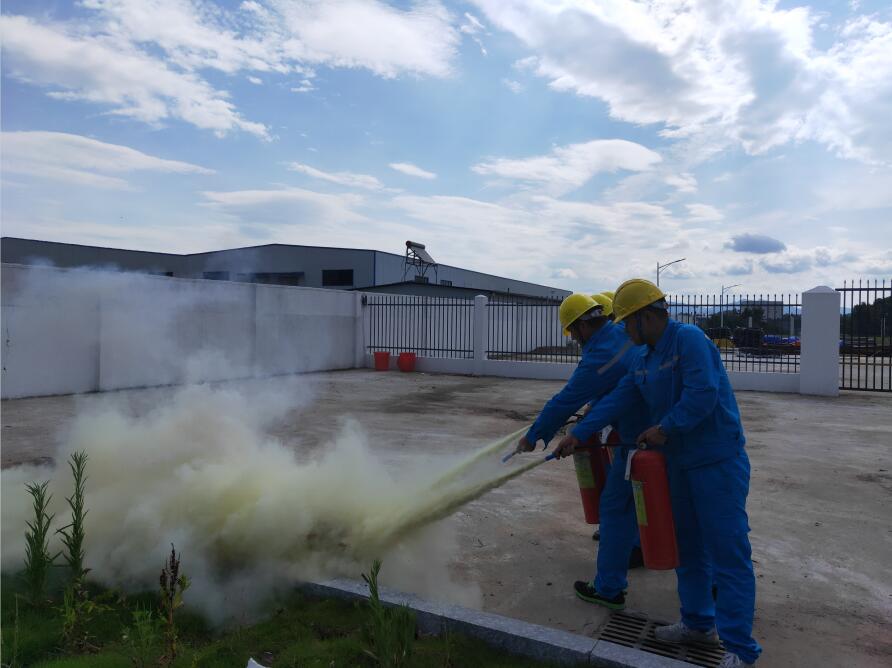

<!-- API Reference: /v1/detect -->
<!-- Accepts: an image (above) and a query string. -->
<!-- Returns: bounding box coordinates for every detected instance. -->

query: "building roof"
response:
[356,281,563,301]
[1,236,568,296]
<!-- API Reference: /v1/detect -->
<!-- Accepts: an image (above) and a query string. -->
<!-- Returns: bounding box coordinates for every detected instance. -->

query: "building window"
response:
[322,269,354,286]
[251,272,304,286]
[439,279,453,286]
[203,271,230,281]
[414,275,430,284]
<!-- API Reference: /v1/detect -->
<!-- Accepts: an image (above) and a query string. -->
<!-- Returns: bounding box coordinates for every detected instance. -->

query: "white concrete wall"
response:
[727,371,800,393]
[2,265,101,398]
[254,283,356,376]
[1,263,360,399]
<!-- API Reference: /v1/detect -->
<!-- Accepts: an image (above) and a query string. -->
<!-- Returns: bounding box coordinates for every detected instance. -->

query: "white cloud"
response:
[83,0,460,79]
[760,251,814,274]
[290,79,315,93]
[863,250,892,275]
[201,186,368,226]
[2,1,462,137]
[665,172,697,194]
[472,0,892,164]
[0,15,270,139]
[718,260,755,276]
[758,246,858,274]
[502,78,523,93]
[686,203,724,223]
[472,139,662,195]
[389,162,437,180]
[1,131,214,190]
[460,11,488,55]
[287,163,384,190]
[81,0,286,75]
[460,12,485,35]
[270,0,460,78]
[247,76,262,84]
[553,268,578,280]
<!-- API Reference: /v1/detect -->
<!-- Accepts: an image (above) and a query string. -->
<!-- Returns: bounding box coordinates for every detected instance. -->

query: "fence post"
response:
[799,286,840,396]
[353,291,367,369]
[473,295,488,375]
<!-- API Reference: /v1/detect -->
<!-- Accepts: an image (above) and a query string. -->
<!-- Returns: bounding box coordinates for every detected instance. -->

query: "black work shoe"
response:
[574,581,625,610]
[628,546,645,569]
[592,529,600,541]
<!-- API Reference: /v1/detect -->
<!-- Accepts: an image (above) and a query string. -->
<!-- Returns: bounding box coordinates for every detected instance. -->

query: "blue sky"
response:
[2,0,890,294]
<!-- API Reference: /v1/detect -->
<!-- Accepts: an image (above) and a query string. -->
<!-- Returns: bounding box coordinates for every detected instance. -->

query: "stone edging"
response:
[300,578,696,667]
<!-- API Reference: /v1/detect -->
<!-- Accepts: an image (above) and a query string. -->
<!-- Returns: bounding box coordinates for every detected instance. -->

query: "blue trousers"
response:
[669,450,762,664]
[593,447,640,598]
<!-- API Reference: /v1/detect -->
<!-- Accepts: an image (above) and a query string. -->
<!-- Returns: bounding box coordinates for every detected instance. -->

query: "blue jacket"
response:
[572,320,745,470]
[525,321,647,446]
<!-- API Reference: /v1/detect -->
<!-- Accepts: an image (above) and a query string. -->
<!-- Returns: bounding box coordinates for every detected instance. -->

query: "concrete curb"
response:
[300,579,696,667]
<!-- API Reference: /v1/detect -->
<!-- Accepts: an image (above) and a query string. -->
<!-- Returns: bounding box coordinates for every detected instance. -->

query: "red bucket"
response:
[373,351,390,371]
[397,352,417,372]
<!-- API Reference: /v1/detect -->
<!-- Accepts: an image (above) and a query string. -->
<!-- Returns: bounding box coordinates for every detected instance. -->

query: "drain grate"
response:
[597,611,726,668]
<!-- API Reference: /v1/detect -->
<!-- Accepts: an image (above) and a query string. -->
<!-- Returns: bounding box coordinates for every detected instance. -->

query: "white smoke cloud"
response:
[1,381,489,621]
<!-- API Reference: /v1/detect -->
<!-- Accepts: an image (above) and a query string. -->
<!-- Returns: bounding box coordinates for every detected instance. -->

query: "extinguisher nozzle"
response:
[544,453,557,462]
[501,451,517,463]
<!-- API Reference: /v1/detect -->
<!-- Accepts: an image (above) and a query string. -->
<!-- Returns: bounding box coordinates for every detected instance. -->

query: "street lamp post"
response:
[720,283,742,329]
[656,258,686,287]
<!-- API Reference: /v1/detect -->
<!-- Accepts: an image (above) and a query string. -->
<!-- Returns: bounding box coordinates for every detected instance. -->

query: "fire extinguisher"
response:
[604,427,620,466]
[626,449,679,570]
[572,433,612,524]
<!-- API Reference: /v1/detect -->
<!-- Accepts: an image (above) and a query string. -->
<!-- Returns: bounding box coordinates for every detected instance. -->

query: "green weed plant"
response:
[361,560,416,668]
[22,481,57,606]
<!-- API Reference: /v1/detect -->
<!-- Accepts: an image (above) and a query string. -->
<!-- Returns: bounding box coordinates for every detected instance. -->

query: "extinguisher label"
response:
[632,480,648,526]
[574,453,595,489]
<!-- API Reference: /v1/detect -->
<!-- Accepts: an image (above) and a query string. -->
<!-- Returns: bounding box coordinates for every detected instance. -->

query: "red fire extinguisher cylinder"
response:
[630,450,679,570]
[572,434,611,524]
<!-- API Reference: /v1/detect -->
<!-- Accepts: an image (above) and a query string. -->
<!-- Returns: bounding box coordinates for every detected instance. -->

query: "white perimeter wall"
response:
[2,265,840,399]
[1,264,359,399]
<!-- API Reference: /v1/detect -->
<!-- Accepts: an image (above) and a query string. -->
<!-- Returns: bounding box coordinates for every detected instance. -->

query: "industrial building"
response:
[0,237,569,302]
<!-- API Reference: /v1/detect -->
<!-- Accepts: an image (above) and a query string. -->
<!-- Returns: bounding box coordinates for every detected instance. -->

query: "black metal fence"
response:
[365,292,808,373]
[365,294,475,358]
[837,279,891,392]
[666,293,801,373]
[486,299,578,362]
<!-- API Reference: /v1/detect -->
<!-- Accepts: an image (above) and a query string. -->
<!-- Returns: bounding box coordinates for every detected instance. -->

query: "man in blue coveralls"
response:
[553,279,761,668]
[514,292,647,610]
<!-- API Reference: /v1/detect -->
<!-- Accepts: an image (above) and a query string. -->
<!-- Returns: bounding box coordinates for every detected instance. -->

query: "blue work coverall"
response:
[525,321,647,599]
[572,320,761,664]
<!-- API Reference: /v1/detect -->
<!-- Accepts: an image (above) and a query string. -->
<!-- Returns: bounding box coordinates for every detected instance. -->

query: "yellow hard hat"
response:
[590,293,614,317]
[602,290,615,300]
[559,293,599,335]
[612,279,666,324]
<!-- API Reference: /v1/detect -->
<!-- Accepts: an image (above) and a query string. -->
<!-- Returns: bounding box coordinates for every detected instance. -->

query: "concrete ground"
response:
[3,370,891,668]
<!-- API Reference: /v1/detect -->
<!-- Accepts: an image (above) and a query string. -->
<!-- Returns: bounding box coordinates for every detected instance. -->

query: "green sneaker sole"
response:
[574,589,625,610]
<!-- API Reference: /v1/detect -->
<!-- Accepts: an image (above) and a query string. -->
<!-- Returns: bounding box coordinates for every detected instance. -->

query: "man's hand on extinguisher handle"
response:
[636,424,668,449]
[551,433,581,460]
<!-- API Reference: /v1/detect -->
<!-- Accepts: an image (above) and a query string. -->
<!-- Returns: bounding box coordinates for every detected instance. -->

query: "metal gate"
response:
[837,279,891,392]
